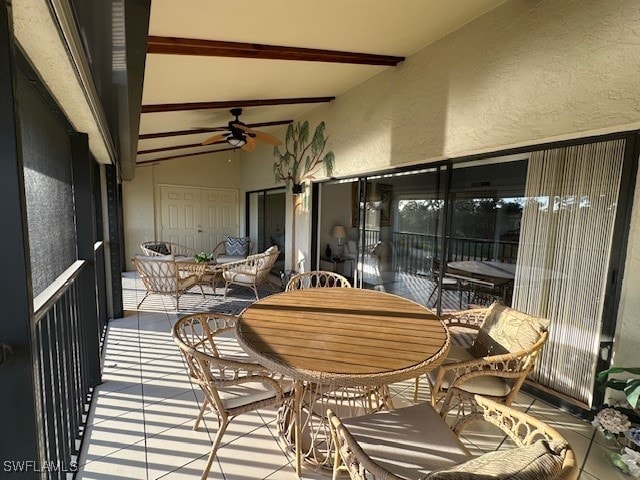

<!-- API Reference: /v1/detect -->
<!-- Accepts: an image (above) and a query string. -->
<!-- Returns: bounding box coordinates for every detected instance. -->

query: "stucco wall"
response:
[238,0,640,363]
[123,151,240,264]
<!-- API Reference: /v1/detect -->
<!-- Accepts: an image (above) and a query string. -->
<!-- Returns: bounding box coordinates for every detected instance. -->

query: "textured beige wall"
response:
[123,151,240,265]
[238,0,640,363]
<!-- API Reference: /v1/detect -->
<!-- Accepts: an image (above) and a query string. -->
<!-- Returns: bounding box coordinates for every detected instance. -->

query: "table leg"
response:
[277,382,391,474]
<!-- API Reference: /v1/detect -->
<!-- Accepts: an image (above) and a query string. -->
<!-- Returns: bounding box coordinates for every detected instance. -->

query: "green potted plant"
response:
[595,367,640,476]
[194,252,215,264]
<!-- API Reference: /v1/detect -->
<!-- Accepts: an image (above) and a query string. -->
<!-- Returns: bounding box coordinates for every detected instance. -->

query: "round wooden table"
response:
[236,288,450,474]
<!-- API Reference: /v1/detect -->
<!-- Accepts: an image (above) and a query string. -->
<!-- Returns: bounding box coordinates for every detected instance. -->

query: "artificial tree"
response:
[273,121,335,269]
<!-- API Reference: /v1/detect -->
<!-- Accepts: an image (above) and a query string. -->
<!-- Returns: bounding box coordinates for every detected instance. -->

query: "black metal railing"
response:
[94,241,108,348]
[390,231,519,274]
[33,261,96,478]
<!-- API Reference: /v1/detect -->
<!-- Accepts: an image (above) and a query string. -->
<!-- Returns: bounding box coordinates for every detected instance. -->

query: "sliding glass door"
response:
[247,187,286,273]
[315,134,634,409]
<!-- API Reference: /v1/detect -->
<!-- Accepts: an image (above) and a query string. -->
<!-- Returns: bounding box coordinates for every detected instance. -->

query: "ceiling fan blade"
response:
[234,124,282,145]
[202,132,228,145]
[253,130,282,146]
[242,135,257,152]
[192,126,228,131]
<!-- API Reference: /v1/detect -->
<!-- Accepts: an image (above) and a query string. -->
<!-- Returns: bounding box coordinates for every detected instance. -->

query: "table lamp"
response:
[331,225,348,258]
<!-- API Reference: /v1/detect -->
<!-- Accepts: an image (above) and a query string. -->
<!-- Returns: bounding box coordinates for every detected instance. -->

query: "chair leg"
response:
[193,397,209,431]
[426,284,438,307]
[137,292,151,309]
[223,281,229,299]
[199,284,206,299]
[176,294,180,311]
[413,375,421,403]
[252,285,259,301]
[201,418,229,479]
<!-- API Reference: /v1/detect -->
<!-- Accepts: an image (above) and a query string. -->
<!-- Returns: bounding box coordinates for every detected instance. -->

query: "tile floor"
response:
[76,273,630,479]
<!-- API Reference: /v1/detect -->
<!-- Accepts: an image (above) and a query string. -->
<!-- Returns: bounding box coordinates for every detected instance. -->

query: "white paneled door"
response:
[159,186,238,252]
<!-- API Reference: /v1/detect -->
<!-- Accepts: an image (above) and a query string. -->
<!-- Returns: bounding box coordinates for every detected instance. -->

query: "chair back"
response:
[285,271,351,291]
[212,238,255,257]
[254,247,279,283]
[141,241,193,257]
[131,255,178,293]
[172,314,240,414]
[471,395,579,480]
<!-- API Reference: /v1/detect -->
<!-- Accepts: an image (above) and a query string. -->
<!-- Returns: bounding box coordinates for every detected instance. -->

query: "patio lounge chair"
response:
[414,302,549,419]
[221,245,279,300]
[131,255,206,310]
[172,313,292,480]
[328,394,578,480]
[285,270,351,290]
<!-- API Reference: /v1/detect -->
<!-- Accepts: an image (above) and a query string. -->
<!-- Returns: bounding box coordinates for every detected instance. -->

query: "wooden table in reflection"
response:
[236,288,450,474]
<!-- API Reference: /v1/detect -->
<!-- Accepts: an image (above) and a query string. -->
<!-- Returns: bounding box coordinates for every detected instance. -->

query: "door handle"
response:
[198,229,202,233]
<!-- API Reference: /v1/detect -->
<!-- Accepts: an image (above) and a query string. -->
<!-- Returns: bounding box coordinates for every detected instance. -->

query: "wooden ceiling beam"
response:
[141,97,334,114]
[147,36,405,66]
[137,140,226,155]
[138,119,292,140]
[136,147,238,165]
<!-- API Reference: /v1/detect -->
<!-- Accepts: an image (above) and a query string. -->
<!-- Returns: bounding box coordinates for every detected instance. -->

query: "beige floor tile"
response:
[76,445,148,480]
[553,425,593,467]
[579,472,599,480]
[145,421,214,479]
[79,410,146,464]
[86,385,144,427]
[191,425,291,480]
[583,440,630,480]
[527,399,595,439]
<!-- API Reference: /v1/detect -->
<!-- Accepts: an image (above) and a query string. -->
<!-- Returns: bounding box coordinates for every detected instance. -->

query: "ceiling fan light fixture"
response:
[228,136,246,147]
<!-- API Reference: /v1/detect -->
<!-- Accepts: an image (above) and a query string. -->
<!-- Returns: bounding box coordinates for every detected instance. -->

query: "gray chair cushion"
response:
[427,345,511,397]
[216,254,246,264]
[341,403,471,480]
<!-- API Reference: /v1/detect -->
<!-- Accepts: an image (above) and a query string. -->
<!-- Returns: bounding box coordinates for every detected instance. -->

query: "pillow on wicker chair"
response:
[225,236,250,257]
[468,303,549,358]
[424,440,567,480]
[149,242,170,255]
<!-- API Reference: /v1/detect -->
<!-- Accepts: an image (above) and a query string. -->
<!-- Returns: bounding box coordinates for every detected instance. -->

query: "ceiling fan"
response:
[201,108,282,151]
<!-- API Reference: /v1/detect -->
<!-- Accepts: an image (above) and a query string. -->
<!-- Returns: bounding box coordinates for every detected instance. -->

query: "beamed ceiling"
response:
[137,0,507,165]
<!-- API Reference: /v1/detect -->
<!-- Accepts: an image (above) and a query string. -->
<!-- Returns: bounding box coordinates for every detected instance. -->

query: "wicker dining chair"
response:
[328,395,578,480]
[172,313,292,480]
[285,270,351,291]
[131,255,206,310]
[414,303,549,419]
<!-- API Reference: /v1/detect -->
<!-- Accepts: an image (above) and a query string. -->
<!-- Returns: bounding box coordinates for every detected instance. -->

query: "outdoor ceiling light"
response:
[228,136,246,147]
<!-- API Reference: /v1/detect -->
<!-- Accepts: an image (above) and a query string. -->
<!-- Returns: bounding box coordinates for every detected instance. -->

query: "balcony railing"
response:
[33,259,101,478]
[361,230,518,273]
